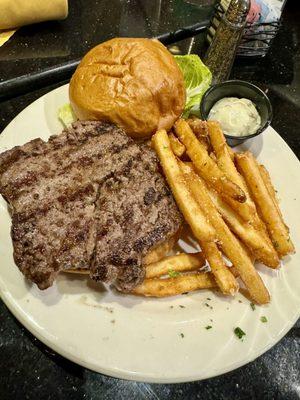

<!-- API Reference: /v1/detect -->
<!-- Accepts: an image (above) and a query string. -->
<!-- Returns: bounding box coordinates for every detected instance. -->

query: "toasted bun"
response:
[65,231,179,275]
[69,38,186,138]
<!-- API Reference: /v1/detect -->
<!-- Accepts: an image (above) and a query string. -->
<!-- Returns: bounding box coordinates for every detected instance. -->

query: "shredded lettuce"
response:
[174,54,212,118]
[58,103,76,128]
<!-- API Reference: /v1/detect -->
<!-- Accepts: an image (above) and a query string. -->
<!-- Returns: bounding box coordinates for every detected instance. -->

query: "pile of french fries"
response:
[133,118,295,305]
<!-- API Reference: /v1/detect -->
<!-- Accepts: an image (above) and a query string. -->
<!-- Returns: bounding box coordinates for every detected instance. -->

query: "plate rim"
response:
[0,83,299,383]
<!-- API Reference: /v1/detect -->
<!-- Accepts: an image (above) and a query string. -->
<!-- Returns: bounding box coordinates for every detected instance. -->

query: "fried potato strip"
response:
[133,273,216,297]
[174,119,246,203]
[180,162,270,304]
[169,132,186,157]
[145,253,205,279]
[236,152,295,258]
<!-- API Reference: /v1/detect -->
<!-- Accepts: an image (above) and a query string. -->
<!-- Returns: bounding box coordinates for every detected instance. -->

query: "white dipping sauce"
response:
[208,97,261,137]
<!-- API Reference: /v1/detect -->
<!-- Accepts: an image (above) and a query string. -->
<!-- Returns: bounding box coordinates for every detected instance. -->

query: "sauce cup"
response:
[200,80,273,146]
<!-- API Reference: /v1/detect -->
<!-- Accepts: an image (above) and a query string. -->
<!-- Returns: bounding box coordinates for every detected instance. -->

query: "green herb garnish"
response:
[205,326,212,330]
[260,316,268,323]
[234,327,246,340]
[168,269,180,278]
[250,302,256,311]
[180,333,185,338]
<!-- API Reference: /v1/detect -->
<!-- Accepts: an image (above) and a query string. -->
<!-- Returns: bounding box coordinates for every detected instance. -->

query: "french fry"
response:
[132,273,216,297]
[208,187,280,268]
[227,144,235,161]
[153,129,237,295]
[207,121,257,223]
[152,129,215,242]
[207,121,247,190]
[187,116,209,137]
[174,119,246,203]
[200,241,239,295]
[181,162,270,304]
[145,253,205,279]
[187,117,210,151]
[236,152,295,258]
[259,164,284,221]
[169,132,186,157]
[208,123,274,253]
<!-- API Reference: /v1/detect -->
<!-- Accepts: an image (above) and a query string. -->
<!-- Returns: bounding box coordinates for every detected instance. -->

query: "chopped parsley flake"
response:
[260,316,268,323]
[205,326,212,330]
[205,303,213,309]
[180,333,184,338]
[234,327,246,340]
[250,302,256,311]
[206,297,211,301]
[238,300,242,303]
[179,305,185,308]
[168,269,180,278]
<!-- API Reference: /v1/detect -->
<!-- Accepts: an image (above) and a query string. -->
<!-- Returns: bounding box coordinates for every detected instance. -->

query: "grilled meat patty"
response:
[0,121,182,291]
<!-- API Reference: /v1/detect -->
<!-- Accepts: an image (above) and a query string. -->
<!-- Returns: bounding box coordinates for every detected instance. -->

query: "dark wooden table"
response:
[1,1,299,399]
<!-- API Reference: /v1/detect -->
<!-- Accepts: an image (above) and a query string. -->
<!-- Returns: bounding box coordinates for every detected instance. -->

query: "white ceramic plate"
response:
[0,84,299,383]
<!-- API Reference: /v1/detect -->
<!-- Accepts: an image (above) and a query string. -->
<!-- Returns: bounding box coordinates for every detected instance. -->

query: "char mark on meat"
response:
[0,121,182,290]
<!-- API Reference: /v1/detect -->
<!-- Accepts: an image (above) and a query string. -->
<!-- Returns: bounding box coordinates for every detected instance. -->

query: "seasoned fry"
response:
[208,123,275,250]
[145,253,205,279]
[174,119,246,203]
[207,121,257,223]
[169,132,186,157]
[181,162,270,304]
[208,187,280,268]
[207,121,247,190]
[227,144,235,161]
[187,118,208,137]
[132,273,216,297]
[152,129,215,242]
[201,241,239,295]
[187,117,210,151]
[236,152,295,258]
[259,164,284,221]
[153,129,237,295]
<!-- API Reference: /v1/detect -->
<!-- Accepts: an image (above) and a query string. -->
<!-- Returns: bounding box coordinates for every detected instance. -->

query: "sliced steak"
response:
[0,121,182,290]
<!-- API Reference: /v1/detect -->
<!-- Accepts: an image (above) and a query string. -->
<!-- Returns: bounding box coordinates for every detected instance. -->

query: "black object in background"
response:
[0,21,209,102]
[0,0,214,101]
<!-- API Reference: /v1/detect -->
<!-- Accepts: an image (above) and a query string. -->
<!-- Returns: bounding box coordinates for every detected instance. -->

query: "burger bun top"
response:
[69,38,186,138]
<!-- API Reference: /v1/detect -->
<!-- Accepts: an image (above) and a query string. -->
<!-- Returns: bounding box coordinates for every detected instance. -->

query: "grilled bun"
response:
[69,38,186,138]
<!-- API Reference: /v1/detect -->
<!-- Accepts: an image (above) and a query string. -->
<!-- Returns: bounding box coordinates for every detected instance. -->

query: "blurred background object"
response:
[207,0,287,57]
[0,29,16,47]
[204,0,250,83]
[0,0,68,48]
[0,0,68,30]
[0,0,213,101]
